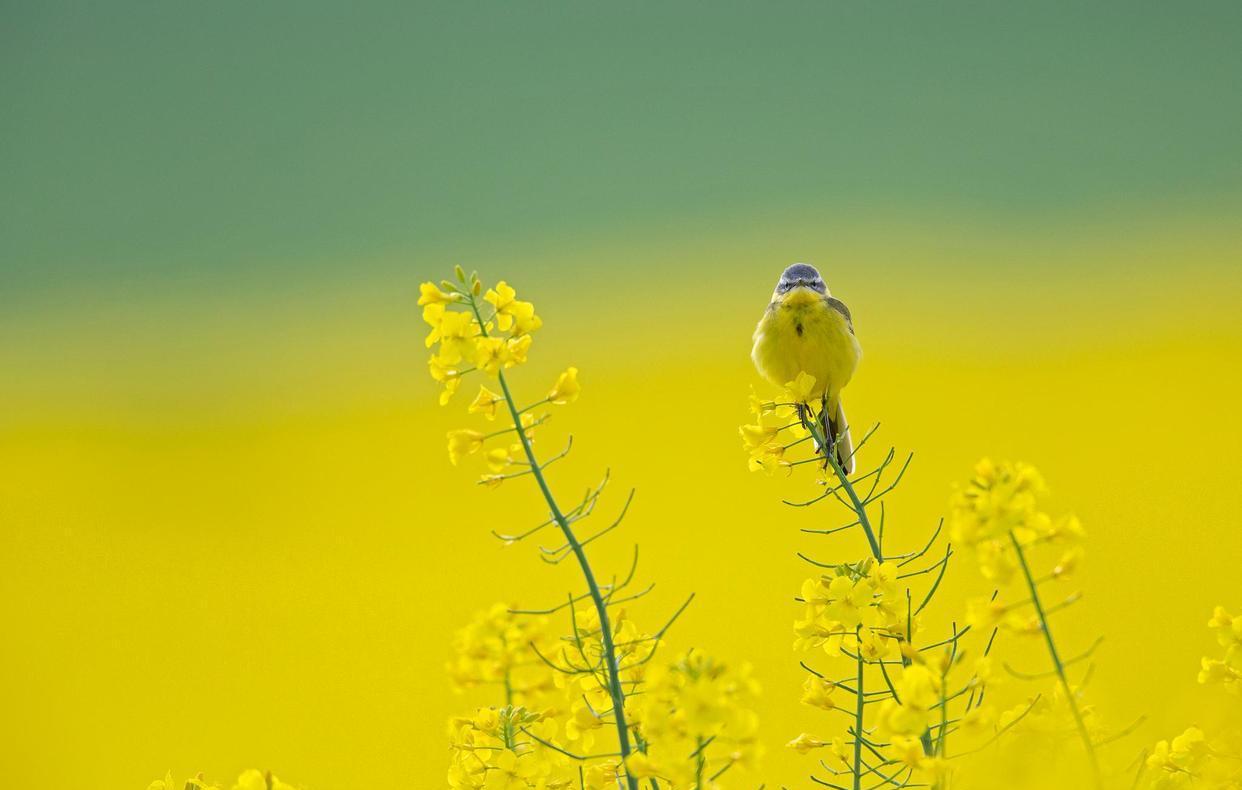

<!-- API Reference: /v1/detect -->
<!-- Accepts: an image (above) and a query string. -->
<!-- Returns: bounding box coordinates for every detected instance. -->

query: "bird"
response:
[751,263,861,474]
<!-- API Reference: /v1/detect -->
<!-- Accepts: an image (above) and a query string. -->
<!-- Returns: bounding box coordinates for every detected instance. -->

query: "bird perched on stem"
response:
[751,263,861,473]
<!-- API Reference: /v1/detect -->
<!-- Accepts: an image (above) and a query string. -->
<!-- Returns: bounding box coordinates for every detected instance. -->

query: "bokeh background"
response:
[3,2,1241,788]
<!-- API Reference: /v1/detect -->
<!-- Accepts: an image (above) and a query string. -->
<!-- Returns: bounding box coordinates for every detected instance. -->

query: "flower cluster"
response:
[447,603,558,705]
[625,652,762,788]
[951,460,1088,634]
[444,603,760,790]
[793,558,906,658]
[950,459,1104,784]
[147,770,298,790]
[444,604,634,790]
[421,268,580,487]
[421,272,541,402]
[990,684,1103,751]
[738,373,814,474]
[556,604,657,755]
[1141,606,1242,789]
[950,459,1085,590]
[448,706,581,790]
[1199,606,1242,694]
[1144,727,1242,790]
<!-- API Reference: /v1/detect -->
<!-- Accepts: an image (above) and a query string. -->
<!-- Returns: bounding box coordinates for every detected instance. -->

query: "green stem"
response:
[495,365,638,790]
[853,633,865,790]
[802,415,882,561]
[695,736,706,789]
[803,408,935,756]
[1010,532,1101,788]
[465,295,637,789]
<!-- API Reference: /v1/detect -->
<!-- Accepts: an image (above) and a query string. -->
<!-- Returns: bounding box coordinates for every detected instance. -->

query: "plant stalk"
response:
[1010,531,1101,788]
[465,294,638,788]
[496,366,639,790]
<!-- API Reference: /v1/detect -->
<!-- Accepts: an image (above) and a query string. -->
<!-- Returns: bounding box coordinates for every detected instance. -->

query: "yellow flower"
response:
[519,412,540,435]
[1209,605,1242,648]
[959,705,996,737]
[783,371,818,405]
[973,655,995,682]
[582,762,621,790]
[468,386,504,420]
[966,597,1007,630]
[788,733,829,754]
[858,627,891,661]
[233,771,299,790]
[428,354,465,405]
[950,458,1047,547]
[1199,657,1240,691]
[739,422,779,451]
[507,334,532,366]
[147,773,180,790]
[509,304,542,336]
[474,337,510,373]
[474,335,533,374]
[445,605,555,698]
[146,773,229,790]
[428,310,479,364]
[447,429,485,465]
[232,770,267,790]
[484,281,542,335]
[890,735,927,769]
[824,575,871,629]
[422,299,447,328]
[418,281,460,306]
[799,676,837,711]
[897,664,941,710]
[484,748,538,790]
[624,752,664,780]
[484,446,513,473]
[484,280,517,313]
[974,539,1017,584]
[548,367,581,405]
[875,698,930,737]
[1051,546,1084,579]
[565,700,603,741]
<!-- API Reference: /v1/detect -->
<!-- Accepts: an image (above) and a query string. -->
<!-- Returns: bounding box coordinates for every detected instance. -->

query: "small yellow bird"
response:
[751,263,861,473]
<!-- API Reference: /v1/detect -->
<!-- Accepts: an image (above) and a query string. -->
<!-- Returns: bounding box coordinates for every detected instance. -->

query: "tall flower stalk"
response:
[743,373,1019,790]
[950,460,1109,789]
[425,268,756,790]
[464,292,640,782]
[422,268,643,789]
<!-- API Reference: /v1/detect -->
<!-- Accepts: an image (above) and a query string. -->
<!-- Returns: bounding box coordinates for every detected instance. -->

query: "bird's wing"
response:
[824,296,854,334]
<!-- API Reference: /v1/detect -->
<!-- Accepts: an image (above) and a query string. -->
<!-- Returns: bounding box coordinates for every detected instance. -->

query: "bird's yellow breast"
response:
[751,289,861,398]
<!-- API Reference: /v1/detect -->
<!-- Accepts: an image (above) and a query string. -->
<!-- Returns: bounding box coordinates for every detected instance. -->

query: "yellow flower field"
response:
[3,4,1242,789]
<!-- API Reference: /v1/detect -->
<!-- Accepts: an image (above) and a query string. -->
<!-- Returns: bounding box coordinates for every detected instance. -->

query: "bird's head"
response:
[774,263,827,297]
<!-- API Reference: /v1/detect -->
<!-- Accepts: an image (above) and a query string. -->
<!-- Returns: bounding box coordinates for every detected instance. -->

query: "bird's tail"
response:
[819,398,854,475]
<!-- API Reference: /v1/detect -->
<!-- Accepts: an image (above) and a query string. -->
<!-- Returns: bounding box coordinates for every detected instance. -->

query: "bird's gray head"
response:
[776,263,827,295]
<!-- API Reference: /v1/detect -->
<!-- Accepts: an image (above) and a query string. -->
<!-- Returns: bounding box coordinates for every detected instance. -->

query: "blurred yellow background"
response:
[3,3,1242,789]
